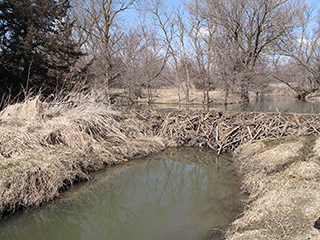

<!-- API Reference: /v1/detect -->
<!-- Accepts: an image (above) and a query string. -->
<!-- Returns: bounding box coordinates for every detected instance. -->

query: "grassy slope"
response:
[0,94,165,218]
[225,136,320,239]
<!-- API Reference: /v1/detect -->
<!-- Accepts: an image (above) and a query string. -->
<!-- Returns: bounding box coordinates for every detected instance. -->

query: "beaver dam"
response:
[1,94,320,239]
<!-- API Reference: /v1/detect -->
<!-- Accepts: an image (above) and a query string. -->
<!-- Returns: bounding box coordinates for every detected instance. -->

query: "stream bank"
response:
[226,135,320,239]
[1,94,320,238]
[0,95,166,218]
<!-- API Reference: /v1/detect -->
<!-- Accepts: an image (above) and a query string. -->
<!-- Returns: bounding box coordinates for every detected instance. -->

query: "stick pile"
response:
[131,110,320,154]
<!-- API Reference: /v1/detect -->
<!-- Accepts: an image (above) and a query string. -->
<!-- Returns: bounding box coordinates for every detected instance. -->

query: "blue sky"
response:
[163,0,320,12]
[308,0,320,19]
[125,0,320,27]
[163,0,182,6]
[310,0,320,9]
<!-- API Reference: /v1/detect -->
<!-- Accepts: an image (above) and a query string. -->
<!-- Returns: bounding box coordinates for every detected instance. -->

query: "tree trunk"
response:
[240,80,249,103]
[224,88,229,105]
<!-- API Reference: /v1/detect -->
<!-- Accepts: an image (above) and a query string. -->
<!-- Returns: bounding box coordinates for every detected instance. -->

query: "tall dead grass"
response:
[225,136,320,239]
[0,91,165,218]
[3,91,320,239]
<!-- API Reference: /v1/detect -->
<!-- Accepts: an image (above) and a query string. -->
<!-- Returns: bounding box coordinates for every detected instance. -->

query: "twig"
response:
[247,126,253,141]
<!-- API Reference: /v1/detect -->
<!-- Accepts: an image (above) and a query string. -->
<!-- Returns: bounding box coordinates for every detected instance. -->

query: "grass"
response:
[1,89,320,239]
[0,91,165,218]
[111,87,244,105]
[225,135,320,239]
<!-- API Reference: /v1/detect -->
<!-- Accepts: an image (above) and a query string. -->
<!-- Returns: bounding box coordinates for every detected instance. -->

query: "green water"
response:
[0,148,243,240]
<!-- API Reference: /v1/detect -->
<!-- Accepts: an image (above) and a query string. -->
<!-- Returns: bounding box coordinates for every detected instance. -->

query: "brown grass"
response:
[111,87,244,105]
[0,92,165,218]
[2,92,320,240]
[225,136,320,239]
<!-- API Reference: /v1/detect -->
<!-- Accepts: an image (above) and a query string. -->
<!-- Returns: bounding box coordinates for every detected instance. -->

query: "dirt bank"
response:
[225,136,320,239]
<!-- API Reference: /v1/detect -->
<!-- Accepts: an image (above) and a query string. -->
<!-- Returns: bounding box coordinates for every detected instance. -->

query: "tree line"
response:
[1,0,319,109]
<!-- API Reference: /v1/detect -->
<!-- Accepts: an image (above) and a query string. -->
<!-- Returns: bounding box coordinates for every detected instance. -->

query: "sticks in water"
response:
[131,110,320,154]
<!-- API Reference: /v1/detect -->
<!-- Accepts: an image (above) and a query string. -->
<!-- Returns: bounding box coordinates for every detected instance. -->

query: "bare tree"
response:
[109,28,144,102]
[108,21,170,103]
[72,0,137,96]
[187,0,219,104]
[126,0,173,103]
[175,8,192,103]
[138,24,170,103]
[199,0,308,102]
[274,6,320,98]
[150,1,182,101]
[68,0,317,107]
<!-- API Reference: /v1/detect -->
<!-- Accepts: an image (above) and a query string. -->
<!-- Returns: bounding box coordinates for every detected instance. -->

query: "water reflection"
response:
[0,148,242,240]
[243,96,320,113]
[124,96,320,114]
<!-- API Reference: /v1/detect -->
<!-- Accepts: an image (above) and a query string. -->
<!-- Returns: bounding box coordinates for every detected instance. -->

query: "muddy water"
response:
[127,96,320,113]
[0,148,243,240]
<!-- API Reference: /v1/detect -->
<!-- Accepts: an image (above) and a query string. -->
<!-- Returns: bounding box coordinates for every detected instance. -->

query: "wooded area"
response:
[1,0,320,109]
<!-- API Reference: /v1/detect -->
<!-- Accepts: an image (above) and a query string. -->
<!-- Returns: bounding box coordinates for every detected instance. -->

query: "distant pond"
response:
[126,96,320,114]
[0,148,244,240]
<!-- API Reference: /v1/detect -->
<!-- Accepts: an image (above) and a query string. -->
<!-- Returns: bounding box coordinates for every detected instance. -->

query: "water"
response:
[0,148,243,240]
[243,96,320,114]
[126,96,320,114]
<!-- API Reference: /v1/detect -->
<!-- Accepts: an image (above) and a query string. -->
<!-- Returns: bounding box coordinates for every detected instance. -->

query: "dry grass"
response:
[110,88,244,105]
[111,84,297,106]
[225,136,320,239]
[0,92,165,218]
[2,91,320,240]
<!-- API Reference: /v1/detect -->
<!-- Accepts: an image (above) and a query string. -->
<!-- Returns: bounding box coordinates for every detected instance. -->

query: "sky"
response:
[123,0,320,30]
[310,0,320,9]
[163,0,320,12]
[162,0,320,25]
[309,0,320,20]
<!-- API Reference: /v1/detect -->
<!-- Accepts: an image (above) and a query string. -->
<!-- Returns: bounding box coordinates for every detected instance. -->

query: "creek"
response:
[129,96,320,114]
[0,148,243,240]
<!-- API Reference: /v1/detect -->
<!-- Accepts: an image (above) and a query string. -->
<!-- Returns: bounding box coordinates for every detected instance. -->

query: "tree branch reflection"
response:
[0,148,242,240]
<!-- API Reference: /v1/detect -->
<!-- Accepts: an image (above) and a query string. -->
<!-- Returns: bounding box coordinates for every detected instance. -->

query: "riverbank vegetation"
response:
[0,93,165,218]
[2,0,320,238]
[225,136,320,239]
[1,95,320,239]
